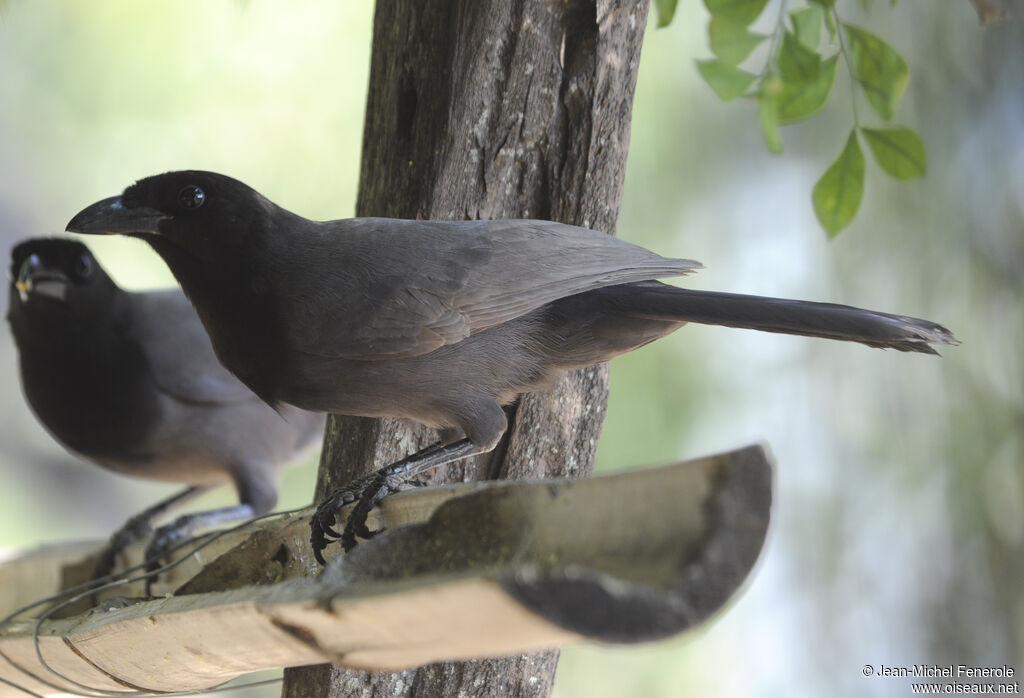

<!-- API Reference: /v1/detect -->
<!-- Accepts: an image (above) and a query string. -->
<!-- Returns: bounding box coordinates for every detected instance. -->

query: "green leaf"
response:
[813,130,865,237]
[777,31,821,82]
[773,32,838,123]
[776,55,838,124]
[861,126,926,179]
[704,0,770,26]
[654,0,679,28]
[709,17,766,65]
[696,59,757,101]
[858,0,875,13]
[843,23,909,121]
[810,0,836,6]
[791,6,824,51]
[759,89,783,154]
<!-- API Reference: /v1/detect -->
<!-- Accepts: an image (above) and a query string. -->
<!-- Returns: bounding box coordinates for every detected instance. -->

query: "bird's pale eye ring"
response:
[178,185,206,210]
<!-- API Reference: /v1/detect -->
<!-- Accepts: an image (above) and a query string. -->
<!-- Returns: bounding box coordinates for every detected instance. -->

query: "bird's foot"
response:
[141,523,192,593]
[310,470,408,565]
[92,514,154,582]
[309,437,484,565]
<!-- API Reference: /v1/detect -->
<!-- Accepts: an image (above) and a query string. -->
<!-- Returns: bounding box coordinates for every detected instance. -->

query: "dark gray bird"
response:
[66,171,958,561]
[7,238,324,577]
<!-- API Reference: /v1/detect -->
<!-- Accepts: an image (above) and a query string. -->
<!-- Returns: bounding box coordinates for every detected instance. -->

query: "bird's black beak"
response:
[14,256,68,303]
[66,196,168,236]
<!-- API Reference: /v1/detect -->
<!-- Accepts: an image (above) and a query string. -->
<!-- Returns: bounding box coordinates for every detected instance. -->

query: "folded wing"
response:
[284,219,701,359]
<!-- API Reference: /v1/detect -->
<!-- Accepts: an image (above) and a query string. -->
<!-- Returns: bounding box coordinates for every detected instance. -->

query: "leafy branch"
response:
[657,0,927,237]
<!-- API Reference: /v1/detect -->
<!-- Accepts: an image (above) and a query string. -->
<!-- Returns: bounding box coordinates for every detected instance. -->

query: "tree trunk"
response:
[282,0,650,696]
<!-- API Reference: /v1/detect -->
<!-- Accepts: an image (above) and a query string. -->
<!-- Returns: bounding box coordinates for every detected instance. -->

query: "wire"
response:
[0,506,311,698]
[0,673,46,698]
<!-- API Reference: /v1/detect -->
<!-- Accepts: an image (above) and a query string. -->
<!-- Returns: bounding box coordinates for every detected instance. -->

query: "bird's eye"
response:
[16,254,41,282]
[76,253,94,279]
[178,185,206,210]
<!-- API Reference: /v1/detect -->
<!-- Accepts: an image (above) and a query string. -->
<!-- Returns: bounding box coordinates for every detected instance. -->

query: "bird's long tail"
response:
[614,283,959,355]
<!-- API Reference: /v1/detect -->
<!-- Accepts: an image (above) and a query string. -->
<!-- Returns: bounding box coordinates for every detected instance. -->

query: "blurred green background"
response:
[0,2,1020,697]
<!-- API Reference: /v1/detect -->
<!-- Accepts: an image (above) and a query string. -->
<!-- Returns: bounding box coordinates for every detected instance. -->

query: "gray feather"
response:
[127,290,255,404]
[275,218,701,359]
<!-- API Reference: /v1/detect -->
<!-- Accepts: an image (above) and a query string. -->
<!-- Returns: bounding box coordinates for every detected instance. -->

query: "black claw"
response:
[143,546,165,575]
[91,518,154,584]
[311,532,328,566]
[142,553,163,597]
[309,473,400,562]
[92,549,117,582]
[338,497,370,552]
[142,526,189,592]
[339,478,387,552]
[310,489,351,564]
[341,527,359,553]
[309,523,327,566]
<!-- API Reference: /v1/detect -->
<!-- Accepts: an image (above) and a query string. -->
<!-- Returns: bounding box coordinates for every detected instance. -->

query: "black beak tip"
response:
[66,196,167,236]
[66,196,123,235]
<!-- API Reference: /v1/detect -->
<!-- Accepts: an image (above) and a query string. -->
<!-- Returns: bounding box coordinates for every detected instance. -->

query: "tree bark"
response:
[282,0,650,696]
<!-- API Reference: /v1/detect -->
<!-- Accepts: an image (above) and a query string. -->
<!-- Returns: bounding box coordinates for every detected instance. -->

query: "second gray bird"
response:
[7,238,325,578]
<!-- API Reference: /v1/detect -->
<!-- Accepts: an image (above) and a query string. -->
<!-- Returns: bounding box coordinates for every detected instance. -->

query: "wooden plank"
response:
[0,445,772,697]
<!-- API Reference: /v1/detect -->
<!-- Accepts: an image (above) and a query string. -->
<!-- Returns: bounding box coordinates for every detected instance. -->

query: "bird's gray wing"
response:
[285,218,701,359]
[125,290,256,404]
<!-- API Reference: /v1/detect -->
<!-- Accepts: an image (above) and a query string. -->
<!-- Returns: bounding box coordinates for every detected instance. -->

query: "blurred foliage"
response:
[658,0,927,236]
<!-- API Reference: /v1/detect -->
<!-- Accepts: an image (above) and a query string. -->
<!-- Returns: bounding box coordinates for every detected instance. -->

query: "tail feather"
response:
[616,284,959,355]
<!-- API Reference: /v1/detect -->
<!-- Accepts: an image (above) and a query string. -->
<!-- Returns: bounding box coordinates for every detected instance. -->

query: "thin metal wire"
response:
[176,675,282,697]
[0,530,226,697]
[0,673,46,698]
[0,506,311,698]
[32,507,310,696]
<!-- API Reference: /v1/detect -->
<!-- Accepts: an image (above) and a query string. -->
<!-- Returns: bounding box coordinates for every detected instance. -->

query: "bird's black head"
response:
[65,170,278,263]
[64,171,293,401]
[7,238,121,335]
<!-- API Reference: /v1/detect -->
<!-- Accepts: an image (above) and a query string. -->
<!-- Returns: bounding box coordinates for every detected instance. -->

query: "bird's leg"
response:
[143,503,260,582]
[92,485,211,582]
[310,438,489,563]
